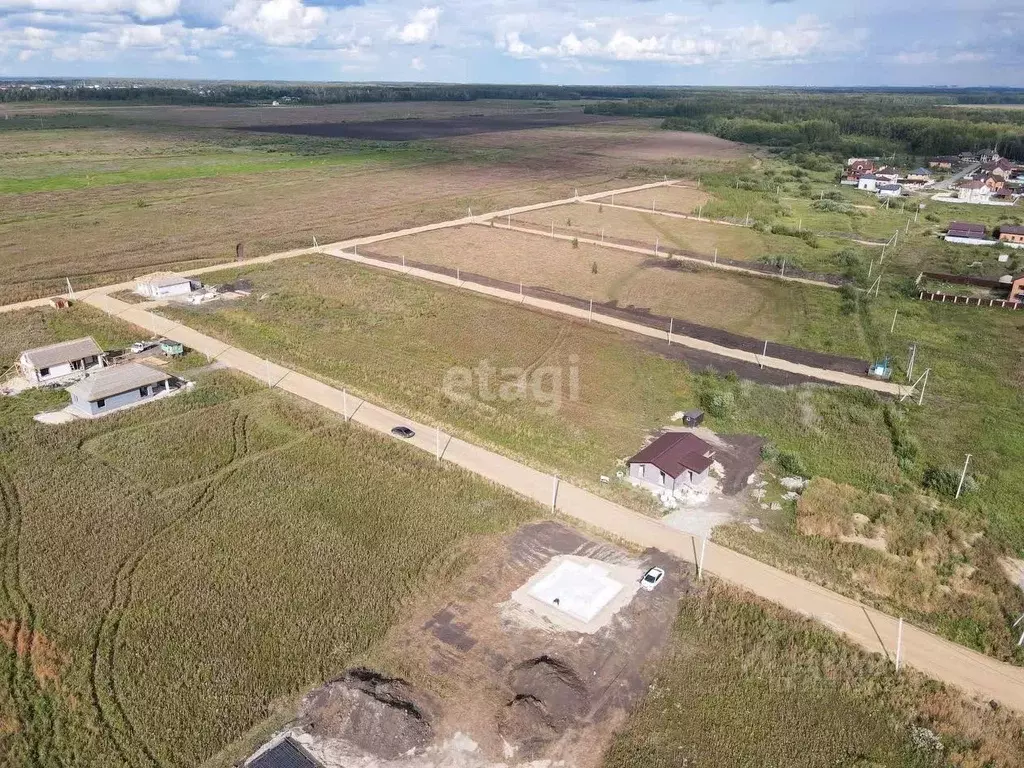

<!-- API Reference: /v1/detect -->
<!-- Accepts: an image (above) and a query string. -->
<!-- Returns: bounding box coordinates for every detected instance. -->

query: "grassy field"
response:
[0,107,739,305]
[0,305,540,767]
[368,223,870,357]
[512,201,860,274]
[602,183,709,214]
[605,583,1024,768]
[158,253,1024,660]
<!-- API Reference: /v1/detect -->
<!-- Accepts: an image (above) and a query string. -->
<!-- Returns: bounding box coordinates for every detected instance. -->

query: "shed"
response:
[682,409,705,427]
[18,337,104,385]
[67,363,178,417]
[247,737,323,768]
[135,272,201,299]
[877,183,902,197]
[627,432,716,492]
[1010,274,1024,302]
[999,225,1024,244]
[159,340,185,357]
[947,221,986,239]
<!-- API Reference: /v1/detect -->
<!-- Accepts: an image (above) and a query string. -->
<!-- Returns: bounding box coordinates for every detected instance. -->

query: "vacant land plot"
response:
[159,257,899,503]
[0,306,540,767]
[605,583,1024,768]
[244,112,623,141]
[513,202,853,274]
[603,184,709,215]
[367,224,869,358]
[1,114,703,305]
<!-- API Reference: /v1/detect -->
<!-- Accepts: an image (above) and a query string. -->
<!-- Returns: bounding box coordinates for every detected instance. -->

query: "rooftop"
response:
[948,221,986,237]
[627,432,716,478]
[21,337,102,369]
[67,363,171,403]
[247,738,322,768]
[137,272,196,290]
[1001,225,1024,235]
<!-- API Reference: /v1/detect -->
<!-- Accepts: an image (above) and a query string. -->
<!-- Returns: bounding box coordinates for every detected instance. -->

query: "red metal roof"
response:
[628,432,716,478]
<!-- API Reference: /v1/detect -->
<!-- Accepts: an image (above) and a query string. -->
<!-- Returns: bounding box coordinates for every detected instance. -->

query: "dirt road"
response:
[80,291,1024,714]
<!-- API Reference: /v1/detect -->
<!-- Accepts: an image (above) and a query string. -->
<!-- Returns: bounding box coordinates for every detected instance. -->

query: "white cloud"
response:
[410,55,424,70]
[224,0,327,46]
[951,51,990,63]
[391,6,440,44]
[497,14,840,65]
[0,0,179,19]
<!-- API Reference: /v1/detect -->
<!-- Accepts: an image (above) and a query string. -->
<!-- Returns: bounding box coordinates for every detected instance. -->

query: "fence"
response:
[503,218,848,287]
[919,272,1004,289]
[918,291,1021,310]
[360,247,872,376]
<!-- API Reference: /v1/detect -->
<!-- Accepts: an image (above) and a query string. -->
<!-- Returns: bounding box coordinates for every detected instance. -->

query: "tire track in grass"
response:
[95,421,328,768]
[0,466,50,767]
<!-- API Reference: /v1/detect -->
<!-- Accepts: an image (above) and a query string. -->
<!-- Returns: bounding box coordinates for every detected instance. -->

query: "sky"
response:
[0,0,1021,87]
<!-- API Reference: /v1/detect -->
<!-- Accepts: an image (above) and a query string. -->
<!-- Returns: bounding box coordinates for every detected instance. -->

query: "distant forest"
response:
[0,82,675,105]
[582,90,1024,161]
[4,81,1024,160]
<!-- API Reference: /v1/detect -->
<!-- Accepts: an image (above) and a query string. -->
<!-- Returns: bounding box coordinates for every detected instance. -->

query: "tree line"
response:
[582,90,1024,161]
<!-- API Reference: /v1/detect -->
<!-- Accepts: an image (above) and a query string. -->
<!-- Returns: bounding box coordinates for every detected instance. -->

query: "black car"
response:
[391,426,415,439]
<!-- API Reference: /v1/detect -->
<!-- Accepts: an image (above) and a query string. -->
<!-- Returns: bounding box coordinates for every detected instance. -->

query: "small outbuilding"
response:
[135,272,201,299]
[878,183,902,198]
[682,409,705,427]
[67,363,179,417]
[18,337,105,385]
[1009,273,1024,302]
[627,432,716,492]
[999,225,1024,245]
[246,737,323,768]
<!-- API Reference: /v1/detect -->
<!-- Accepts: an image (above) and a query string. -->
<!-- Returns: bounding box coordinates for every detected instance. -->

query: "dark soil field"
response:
[244,112,624,141]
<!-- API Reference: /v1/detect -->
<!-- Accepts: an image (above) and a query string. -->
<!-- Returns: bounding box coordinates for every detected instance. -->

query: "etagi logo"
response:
[441,356,580,414]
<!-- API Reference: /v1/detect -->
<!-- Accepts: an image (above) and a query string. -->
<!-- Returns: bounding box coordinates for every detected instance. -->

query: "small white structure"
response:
[135,272,201,299]
[857,174,878,192]
[18,337,104,385]
[878,183,903,198]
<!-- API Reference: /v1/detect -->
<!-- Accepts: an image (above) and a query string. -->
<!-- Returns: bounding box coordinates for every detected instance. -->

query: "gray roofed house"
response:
[67,363,181,417]
[18,337,105,385]
[247,738,323,768]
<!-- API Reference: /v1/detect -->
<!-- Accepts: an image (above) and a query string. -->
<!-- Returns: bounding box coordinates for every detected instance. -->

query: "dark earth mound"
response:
[303,668,435,759]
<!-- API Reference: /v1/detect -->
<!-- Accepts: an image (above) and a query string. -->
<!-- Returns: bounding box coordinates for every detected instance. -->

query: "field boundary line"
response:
[0,180,682,312]
[75,292,1024,715]
[320,244,898,394]
[580,199,750,228]
[486,221,840,290]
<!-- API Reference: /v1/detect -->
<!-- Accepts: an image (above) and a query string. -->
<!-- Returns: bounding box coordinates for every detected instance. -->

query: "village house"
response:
[857,173,878,192]
[929,156,958,170]
[135,272,202,299]
[906,167,933,183]
[956,179,997,204]
[945,221,990,244]
[66,362,181,417]
[878,183,903,198]
[18,337,105,385]
[982,158,1016,179]
[999,224,1024,245]
[1010,273,1024,302]
[627,432,716,493]
[874,166,900,184]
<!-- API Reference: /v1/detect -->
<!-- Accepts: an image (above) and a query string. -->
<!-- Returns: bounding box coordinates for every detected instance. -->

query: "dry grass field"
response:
[367,224,868,357]
[0,104,746,306]
[605,583,1024,768]
[512,201,849,272]
[160,256,900,503]
[0,305,539,768]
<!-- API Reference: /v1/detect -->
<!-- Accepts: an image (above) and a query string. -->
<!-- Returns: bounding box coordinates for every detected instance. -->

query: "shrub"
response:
[760,442,779,461]
[839,284,859,315]
[779,450,809,477]
[812,199,853,214]
[700,389,735,418]
[923,466,975,499]
[572,237,579,249]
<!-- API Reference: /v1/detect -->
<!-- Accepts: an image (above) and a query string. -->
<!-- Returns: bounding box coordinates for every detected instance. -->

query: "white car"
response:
[129,341,155,354]
[640,566,665,591]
